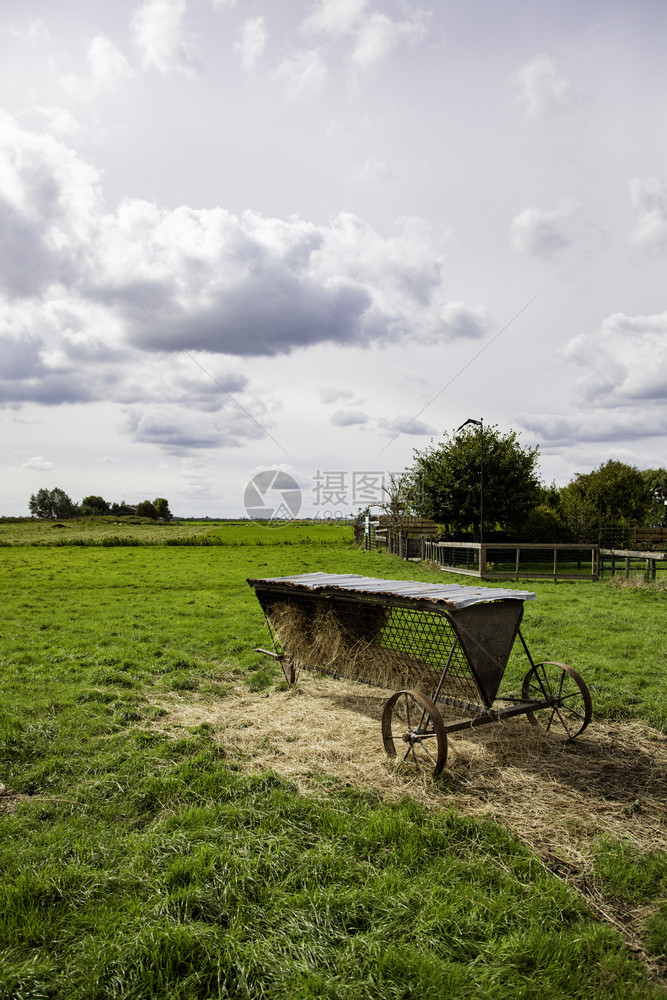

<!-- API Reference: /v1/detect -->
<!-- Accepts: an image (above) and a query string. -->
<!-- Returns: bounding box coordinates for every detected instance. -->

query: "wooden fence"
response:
[422,541,599,582]
[355,519,667,583]
[600,548,667,581]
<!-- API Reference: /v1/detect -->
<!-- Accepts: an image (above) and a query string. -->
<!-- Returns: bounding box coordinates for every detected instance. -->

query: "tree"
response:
[28,487,78,520]
[641,468,667,525]
[376,474,412,525]
[80,495,109,516]
[136,500,158,520]
[406,424,542,537]
[559,460,652,541]
[109,501,135,516]
[153,497,172,520]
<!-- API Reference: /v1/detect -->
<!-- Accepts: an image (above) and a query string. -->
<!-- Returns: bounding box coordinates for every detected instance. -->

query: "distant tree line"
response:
[28,488,172,521]
[381,424,667,545]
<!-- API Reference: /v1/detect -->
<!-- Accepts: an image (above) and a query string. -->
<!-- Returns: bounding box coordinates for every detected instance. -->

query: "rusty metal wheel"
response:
[381,689,447,776]
[522,661,592,741]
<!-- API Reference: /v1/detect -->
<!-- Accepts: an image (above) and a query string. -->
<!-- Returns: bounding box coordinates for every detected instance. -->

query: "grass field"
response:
[1,521,665,998]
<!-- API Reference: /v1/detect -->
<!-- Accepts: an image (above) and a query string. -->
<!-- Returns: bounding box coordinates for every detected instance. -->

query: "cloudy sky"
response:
[1,0,666,517]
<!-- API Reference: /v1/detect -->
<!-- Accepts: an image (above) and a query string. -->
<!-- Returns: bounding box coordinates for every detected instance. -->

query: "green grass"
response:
[0,522,665,997]
[0,767,654,1000]
[0,516,351,547]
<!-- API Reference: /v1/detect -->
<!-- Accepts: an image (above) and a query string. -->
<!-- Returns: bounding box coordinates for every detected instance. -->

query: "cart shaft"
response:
[441,698,552,734]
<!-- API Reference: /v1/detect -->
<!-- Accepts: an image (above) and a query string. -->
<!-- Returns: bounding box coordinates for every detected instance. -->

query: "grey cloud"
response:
[0,198,65,297]
[331,408,368,426]
[0,335,45,379]
[127,274,373,357]
[440,302,489,340]
[519,410,667,445]
[0,372,94,407]
[629,176,667,253]
[320,387,355,404]
[510,205,573,259]
[124,405,267,454]
[0,113,494,383]
[376,415,436,436]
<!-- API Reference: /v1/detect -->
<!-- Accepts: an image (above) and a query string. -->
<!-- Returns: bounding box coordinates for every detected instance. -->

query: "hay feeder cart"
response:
[247,573,592,775]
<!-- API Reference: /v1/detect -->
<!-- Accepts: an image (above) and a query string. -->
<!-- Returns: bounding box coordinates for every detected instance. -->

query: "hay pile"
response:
[267,599,439,694]
[152,674,667,982]
[151,674,667,863]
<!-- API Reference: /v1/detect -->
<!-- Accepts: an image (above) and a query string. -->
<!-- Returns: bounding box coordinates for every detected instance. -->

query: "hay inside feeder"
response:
[266,597,443,694]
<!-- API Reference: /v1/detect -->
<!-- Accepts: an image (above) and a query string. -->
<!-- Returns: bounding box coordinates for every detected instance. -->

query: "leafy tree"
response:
[109,501,135,515]
[80,495,109,516]
[559,460,652,542]
[641,468,667,524]
[406,424,542,538]
[153,497,172,520]
[28,487,78,520]
[136,500,158,520]
[519,504,572,543]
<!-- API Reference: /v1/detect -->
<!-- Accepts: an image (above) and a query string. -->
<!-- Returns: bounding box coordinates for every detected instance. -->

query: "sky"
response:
[1,0,666,518]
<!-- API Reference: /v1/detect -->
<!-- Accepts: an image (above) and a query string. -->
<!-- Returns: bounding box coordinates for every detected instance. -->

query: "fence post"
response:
[479,544,486,578]
[553,547,558,582]
[515,547,520,579]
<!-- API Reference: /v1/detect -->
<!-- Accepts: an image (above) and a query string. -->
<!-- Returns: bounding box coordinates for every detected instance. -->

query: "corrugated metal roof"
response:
[247,572,536,610]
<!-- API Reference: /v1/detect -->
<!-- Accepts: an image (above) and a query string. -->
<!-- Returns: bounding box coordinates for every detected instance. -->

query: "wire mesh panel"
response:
[255,590,487,714]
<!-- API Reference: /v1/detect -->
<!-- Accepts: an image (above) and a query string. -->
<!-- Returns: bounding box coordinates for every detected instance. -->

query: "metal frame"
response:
[247,574,592,775]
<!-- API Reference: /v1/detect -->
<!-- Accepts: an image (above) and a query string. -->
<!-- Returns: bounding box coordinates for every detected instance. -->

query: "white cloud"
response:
[301,0,369,37]
[130,0,199,77]
[23,106,83,138]
[0,112,491,447]
[87,35,136,91]
[348,9,429,78]
[235,16,267,73]
[61,35,135,99]
[0,110,103,297]
[516,54,572,121]
[21,456,55,471]
[300,2,429,80]
[629,176,667,253]
[273,49,327,98]
[564,310,667,405]
[7,18,50,44]
[521,308,667,448]
[350,157,395,182]
[510,202,576,258]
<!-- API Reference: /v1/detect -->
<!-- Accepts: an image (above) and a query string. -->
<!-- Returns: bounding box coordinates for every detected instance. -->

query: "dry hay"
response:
[266,600,442,695]
[151,674,667,978]
[151,672,667,863]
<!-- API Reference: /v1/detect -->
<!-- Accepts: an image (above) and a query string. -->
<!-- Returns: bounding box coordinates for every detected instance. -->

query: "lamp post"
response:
[457,418,484,545]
